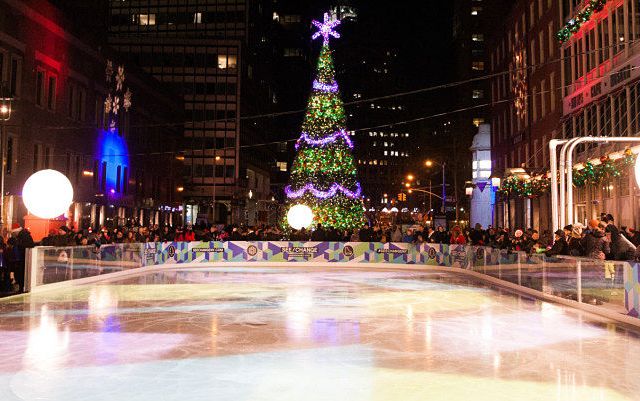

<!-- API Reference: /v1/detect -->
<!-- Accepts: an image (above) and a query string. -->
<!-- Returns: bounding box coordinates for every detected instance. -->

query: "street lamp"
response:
[425,159,447,214]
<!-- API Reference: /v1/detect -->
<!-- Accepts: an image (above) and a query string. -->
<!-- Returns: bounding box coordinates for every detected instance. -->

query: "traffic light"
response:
[397,193,407,202]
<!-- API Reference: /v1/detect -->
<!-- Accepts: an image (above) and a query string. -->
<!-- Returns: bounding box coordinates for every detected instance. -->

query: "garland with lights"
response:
[498,175,550,199]
[284,13,365,230]
[573,149,636,187]
[556,0,607,44]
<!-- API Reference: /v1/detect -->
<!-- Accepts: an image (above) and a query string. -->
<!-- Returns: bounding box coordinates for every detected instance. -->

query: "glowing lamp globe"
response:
[635,155,640,190]
[287,204,314,230]
[22,170,73,219]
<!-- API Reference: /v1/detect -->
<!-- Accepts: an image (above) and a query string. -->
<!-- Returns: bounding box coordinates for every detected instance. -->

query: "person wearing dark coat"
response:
[358,225,372,242]
[581,220,610,260]
[546,230,568,257]
[432,226,449,244]
[311,223,326,241]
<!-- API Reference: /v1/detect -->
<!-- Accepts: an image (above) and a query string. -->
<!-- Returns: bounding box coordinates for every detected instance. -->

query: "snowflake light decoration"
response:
[105,60,113,83]
[104,94,112,114]
[116,66,125,91]
[511,48,528,119]
[123,89,132,112]
[312,13,341,45]
[112,96,120,115]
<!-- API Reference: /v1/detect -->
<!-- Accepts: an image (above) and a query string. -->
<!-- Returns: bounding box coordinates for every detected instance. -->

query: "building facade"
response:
[107,0,275,225]
[560,0,640,227]
[0,0,183,230]
[488,0,563,230]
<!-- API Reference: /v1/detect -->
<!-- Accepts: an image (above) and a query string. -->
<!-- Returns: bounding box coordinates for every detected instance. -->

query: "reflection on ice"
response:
[24,305,70,371]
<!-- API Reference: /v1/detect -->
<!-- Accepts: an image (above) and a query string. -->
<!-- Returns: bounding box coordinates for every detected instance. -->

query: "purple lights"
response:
[312,13,341,45]
[295,130,354,150]
[313,80,339,93]
[285,182,362,199]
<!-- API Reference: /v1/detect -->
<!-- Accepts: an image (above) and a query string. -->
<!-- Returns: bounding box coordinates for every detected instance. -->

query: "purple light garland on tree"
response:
[312,80,339,93]
[285,182,362,199]
[295,130,354,149]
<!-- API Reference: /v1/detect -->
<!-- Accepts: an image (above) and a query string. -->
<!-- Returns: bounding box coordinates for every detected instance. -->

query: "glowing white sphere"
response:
[635,154,640,191]
[22,169,74,219]
[287,204,314,230]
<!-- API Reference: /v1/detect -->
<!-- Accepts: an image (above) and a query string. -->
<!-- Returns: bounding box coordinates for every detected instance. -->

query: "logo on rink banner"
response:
[247,245,258,256]
[376,248,408,254]
[281,247,318,259]
[343,245,354,257]
[192,247,224,253]
[427,247,437,259]
[167,245,175,258]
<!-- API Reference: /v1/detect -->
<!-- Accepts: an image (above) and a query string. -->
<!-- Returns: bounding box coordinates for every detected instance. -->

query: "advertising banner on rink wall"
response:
[625,262,640,317]
[142,241,504,268]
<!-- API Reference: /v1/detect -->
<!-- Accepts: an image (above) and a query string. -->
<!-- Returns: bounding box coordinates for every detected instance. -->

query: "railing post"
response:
[577,259,582,303]
[25,247,38,292]
[517,252,522,286]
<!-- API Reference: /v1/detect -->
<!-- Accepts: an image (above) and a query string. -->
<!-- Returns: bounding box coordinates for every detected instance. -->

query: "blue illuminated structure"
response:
[95,129,129,198]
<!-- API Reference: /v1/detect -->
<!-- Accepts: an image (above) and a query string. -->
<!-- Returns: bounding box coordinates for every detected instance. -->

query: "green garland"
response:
[498,175,550,199]
[556,0,607,44]
[573,152,636,187]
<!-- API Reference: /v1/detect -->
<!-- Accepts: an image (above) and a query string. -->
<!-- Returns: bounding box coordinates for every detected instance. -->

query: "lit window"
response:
[479,160,492,169]
[194,13,202,23]
[276,161,287,172]
[472,34,484,42]
[472,89,484,99]
[472,61,485,71]
[218,55,237,69]
[384,151,388,156]
[138,14,156,25]
[471,6,482,15]
[272,12,280,21]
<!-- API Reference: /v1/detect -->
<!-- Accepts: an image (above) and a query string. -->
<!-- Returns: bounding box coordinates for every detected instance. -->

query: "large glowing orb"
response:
[22,170,73,219]
[287,204,314,230]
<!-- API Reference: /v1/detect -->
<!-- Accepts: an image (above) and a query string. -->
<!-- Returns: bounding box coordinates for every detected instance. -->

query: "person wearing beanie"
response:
[582,221,610,260]
[546,229,568,257]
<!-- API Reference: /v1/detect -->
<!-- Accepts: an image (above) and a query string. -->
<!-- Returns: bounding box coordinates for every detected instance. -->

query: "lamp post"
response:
[425,160,447,214]
[0,84,13,229]
[213,155,220,223]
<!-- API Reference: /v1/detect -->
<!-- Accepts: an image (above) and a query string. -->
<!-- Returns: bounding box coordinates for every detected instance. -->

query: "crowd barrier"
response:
[24,241,640,319]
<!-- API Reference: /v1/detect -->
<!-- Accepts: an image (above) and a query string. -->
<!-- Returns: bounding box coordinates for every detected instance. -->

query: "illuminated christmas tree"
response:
[285,13,365,231]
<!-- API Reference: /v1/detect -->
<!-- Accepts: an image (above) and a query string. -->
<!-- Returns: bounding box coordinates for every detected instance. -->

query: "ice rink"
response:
[0,266,639,401]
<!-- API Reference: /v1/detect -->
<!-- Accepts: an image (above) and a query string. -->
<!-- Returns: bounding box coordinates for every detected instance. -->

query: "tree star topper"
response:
[312,13,341,45]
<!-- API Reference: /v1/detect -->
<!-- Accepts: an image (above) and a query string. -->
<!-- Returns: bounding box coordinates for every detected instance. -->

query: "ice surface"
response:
[0,267,638,400]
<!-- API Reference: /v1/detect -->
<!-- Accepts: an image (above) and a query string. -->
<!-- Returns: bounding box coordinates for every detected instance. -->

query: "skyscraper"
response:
[107,0,275,224]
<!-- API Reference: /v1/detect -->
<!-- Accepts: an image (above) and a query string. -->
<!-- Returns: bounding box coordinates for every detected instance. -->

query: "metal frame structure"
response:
[550,136,640,233]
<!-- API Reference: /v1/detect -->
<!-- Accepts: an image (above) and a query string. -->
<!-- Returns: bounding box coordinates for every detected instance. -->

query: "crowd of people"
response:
[2,212,639,296]
[32,212,640,262]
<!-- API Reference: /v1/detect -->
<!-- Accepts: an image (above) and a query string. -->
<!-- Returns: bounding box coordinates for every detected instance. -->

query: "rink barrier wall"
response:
[25,241,640,321]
